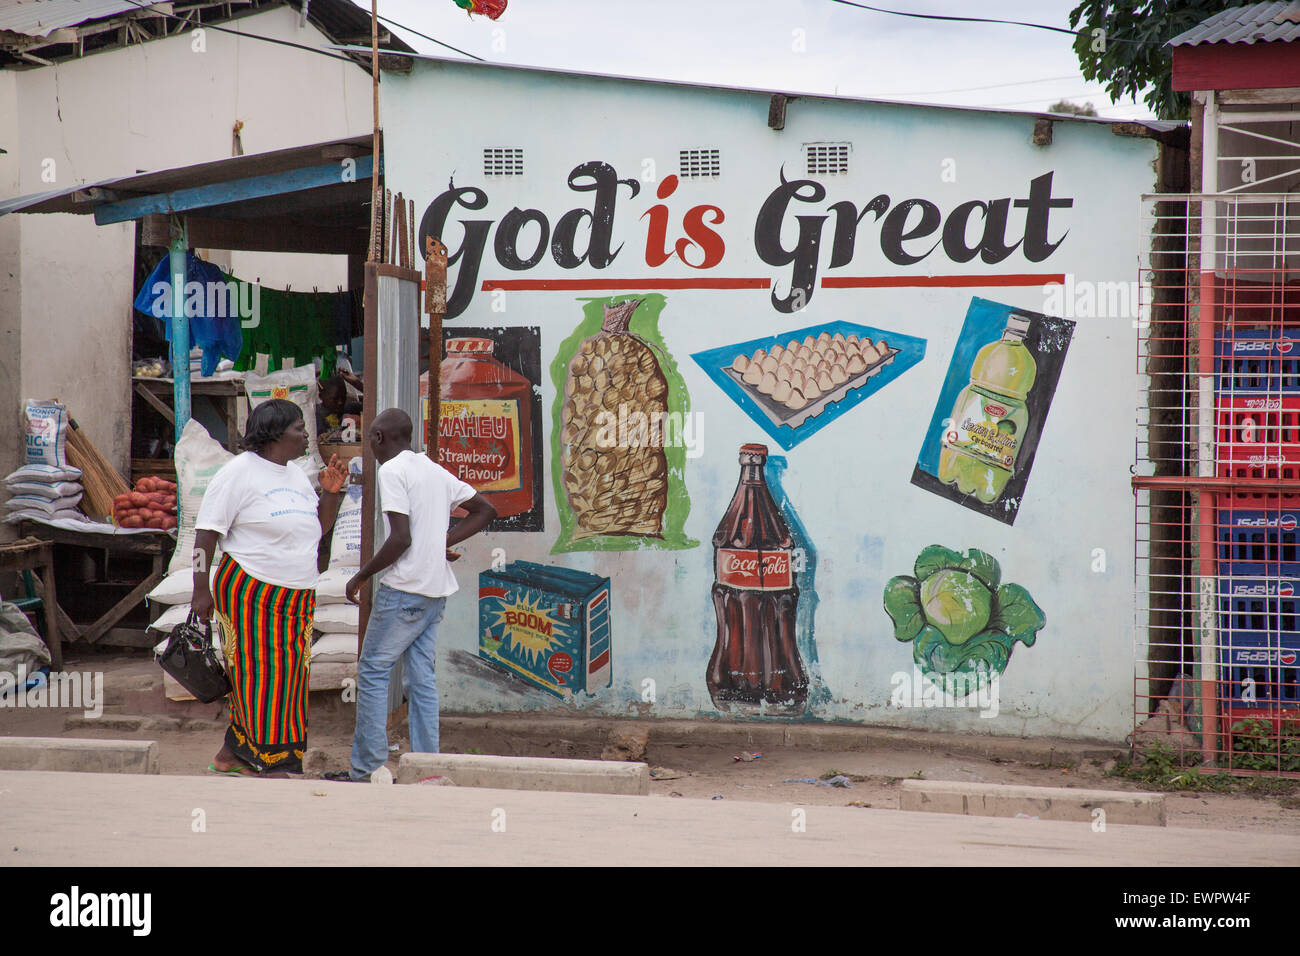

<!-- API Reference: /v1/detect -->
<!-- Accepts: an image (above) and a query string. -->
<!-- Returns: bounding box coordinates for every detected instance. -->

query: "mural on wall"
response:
[708,443,809,717]
[883,545,1045,687]
[692,321,926,451]
[549,295,698,553]
[912,298,1075,524]
[478,560,612,699]
[422,326,544,532]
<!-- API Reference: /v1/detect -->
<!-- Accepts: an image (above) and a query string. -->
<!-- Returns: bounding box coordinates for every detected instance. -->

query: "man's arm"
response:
[345,511,411,604]
[447,494,496,549]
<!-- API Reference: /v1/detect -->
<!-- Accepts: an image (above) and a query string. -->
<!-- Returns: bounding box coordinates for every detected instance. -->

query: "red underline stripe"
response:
[481,277,770,291]
[822,273,1065,288]
[479,273,1066,291]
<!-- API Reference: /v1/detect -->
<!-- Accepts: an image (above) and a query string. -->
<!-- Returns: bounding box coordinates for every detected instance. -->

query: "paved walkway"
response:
[3,771,1298,866]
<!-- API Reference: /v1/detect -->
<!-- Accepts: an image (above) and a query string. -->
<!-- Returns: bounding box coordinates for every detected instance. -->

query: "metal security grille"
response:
[1136,191,1300,777]
[804,142,850,175]
[678,148,721,178]
[482,148,524,176]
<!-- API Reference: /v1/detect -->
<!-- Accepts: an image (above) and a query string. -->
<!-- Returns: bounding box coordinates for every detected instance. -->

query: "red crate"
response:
[1216,395,1300,455]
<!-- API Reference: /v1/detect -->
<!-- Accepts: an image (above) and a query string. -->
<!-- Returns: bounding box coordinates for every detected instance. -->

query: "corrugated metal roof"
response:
[1169,1,1300,46]
[0,132,372,217]
[0,0,172,39]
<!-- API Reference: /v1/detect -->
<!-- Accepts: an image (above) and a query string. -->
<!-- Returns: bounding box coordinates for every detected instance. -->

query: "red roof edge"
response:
[1173,42,1300,92]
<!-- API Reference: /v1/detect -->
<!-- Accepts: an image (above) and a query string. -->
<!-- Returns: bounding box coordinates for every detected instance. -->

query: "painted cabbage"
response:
[883,545,1044,680]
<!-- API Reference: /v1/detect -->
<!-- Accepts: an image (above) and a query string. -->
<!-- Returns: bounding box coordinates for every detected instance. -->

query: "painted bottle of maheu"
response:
[707,443,807,717]
[432,337,535,519]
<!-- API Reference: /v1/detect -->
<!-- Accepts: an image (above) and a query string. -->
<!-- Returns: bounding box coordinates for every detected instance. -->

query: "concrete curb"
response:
[899,780,1166,826]
[440,715,1124,766]
[396,753,650,795]
[0,737,159,775]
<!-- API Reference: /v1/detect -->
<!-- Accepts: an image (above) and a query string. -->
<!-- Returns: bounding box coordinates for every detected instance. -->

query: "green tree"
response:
[1068,1,1239,120]
[1049,99,1099,115]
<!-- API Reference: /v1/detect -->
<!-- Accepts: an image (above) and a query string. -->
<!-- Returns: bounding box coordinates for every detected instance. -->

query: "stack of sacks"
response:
[3,464,84,524]
[113,477,177,530]
[4,400,84,524]
[311,456,362,687]
[147,422,233,699]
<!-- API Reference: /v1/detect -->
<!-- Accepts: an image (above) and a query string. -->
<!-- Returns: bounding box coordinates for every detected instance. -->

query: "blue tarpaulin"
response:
[133,252,244,377]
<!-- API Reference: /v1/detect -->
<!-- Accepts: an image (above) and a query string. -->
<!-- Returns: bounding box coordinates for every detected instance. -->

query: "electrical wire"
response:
[828,0,1147,44]
[373,12,484,61]
[884,73,1086,97]
[116,0,360,62]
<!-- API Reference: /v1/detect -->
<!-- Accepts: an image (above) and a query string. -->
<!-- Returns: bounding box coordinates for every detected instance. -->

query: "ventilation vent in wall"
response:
[804,142,850,175]
[679,148,721,178]
[483,147,524,176]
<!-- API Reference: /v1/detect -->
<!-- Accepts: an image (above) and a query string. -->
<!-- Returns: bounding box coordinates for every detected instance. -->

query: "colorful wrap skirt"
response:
[212,554,315,774]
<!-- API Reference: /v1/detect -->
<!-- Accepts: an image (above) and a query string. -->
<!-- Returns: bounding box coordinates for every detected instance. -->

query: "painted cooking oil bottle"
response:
[938,313,1037,504]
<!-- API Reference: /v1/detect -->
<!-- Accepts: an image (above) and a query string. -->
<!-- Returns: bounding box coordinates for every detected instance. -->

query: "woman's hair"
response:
[239,399,303,452]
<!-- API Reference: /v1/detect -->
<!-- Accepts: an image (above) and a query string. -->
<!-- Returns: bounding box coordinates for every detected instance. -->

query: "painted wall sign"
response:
[883,545,1045,685]
[419,168,1074,318]
[912,297,1075,525]
[384,58,1158,741]
[479,560,612,699]
[549,295,697,553]
[422,325,544,532]
[692,320,925,450]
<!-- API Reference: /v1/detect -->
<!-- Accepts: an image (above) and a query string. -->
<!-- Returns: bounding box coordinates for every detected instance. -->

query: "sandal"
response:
[207,763,251,776]
[323,770,368,782]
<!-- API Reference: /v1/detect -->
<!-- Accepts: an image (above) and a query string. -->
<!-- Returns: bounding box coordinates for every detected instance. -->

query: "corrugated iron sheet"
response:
[0,0,172,39]
[1169,1,1300,46]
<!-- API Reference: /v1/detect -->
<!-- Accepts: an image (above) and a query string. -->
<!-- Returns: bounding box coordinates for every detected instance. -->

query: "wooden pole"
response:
[358,261,379,656]
[368,0,380,265]
[425,236,448,462]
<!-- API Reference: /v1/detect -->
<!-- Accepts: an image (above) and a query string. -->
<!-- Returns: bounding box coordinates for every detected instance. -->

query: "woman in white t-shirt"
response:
[192,399,347,776]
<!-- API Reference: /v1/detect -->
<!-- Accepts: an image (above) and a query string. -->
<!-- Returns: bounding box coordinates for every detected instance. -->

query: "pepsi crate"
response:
[1216,577,1300,710]
[1216,508,1300,577]
[1215,329,1300,395]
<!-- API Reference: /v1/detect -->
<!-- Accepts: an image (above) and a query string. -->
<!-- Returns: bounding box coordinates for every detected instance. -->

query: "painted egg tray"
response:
[723,348,899,429]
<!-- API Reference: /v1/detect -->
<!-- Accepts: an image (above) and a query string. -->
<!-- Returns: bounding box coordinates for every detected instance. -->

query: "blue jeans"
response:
[349,584,446,780]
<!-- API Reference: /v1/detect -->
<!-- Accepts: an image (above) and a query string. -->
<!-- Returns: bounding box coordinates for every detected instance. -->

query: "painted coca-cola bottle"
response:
[707,443,807,716]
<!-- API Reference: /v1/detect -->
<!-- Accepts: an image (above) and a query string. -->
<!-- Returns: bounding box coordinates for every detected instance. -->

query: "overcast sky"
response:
[362,0,1159,121]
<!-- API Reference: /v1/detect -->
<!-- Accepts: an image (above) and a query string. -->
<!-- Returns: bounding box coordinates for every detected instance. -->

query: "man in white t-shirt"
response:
[333,408,496,781]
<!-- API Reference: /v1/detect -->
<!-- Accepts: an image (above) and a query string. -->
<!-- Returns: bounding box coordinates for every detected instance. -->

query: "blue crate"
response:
[1216,329,1300,394]
[1217,509,1300,577]
[1216,578,1300,708]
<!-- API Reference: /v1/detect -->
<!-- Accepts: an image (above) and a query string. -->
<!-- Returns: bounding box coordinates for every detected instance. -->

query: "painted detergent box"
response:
[478,561,612,699]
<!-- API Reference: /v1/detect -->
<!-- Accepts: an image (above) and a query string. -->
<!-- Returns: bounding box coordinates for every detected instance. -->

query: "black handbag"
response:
[155,611,231,703]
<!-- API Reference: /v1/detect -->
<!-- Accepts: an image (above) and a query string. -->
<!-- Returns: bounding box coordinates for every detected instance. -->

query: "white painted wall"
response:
[1,6,373,481]
[384,60,1159,741]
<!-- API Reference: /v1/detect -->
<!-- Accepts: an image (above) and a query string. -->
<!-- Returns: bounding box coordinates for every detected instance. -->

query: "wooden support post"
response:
[424,236,448,462]
[358,261,379,657]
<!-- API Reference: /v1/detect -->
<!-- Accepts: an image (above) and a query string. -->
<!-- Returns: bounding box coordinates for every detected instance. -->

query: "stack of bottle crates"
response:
[1213,326,1300,750]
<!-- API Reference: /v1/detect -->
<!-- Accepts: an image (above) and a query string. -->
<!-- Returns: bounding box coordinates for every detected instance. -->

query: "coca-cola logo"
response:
[722,552,789,576]
[984,402,1007,418]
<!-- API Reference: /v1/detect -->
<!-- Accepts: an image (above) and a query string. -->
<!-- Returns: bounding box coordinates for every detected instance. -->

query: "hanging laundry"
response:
[132,252,244,377]
[234,285,338,378]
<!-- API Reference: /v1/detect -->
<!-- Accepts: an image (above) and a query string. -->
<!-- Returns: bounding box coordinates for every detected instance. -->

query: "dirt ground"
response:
[6,650,1299,835]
